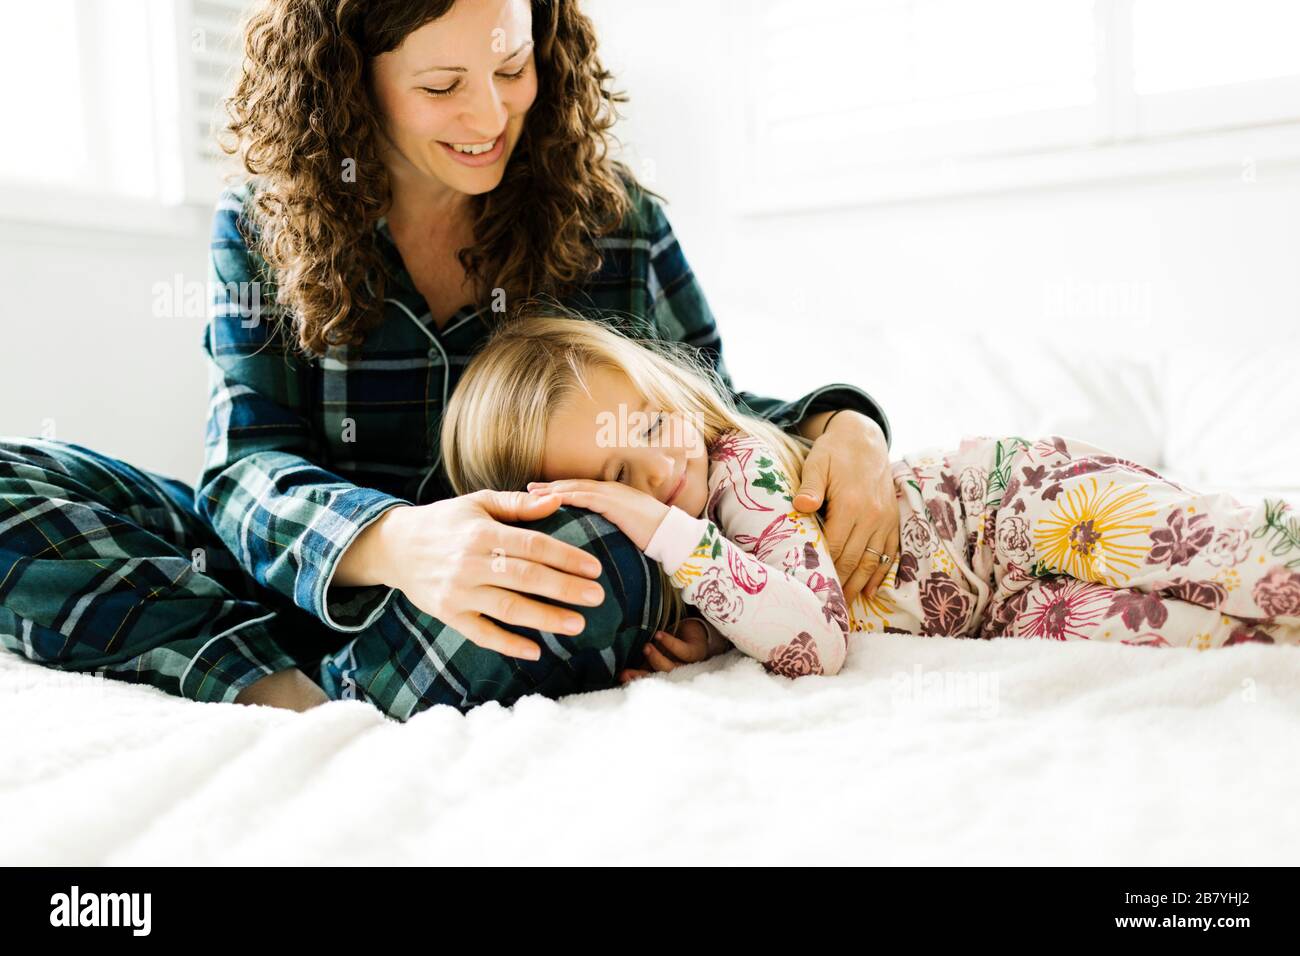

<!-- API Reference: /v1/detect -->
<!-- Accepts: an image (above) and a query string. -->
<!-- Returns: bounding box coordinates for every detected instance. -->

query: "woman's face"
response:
[539,366,711,520]
[371,0,538,197]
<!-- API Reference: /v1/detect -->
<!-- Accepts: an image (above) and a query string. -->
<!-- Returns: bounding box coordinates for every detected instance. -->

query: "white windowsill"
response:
[0,184,213,240]
[736,122,1300,216]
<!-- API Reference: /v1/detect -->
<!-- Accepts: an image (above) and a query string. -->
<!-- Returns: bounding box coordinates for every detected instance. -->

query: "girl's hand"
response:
[525,478,670,551]
[617,617,730,684]
[791,411,900,608]
[333,490,608,661]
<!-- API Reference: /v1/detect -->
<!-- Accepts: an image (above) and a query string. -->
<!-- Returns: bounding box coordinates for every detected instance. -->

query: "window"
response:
[1131,0,1300,135]
[741,0,1300,209]
[0,3,88,190]
[752,0,1098,162]
[0,0,246,225]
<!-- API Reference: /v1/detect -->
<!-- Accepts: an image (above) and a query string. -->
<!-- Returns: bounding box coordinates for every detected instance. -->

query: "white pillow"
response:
[1160,330,1300,493]
[845,325,1166,469]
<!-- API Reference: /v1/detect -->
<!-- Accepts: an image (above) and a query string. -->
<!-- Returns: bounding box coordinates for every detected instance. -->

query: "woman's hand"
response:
[524,478,669,551]
[333,490,609,661]
[523,481,732,684]
[616,617,730,684]
[792,411,900,608]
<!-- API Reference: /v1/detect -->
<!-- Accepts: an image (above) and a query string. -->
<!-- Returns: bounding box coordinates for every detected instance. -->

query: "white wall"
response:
[0,217,211,482]
[588,0,1300,491]
[2,0,1297,490]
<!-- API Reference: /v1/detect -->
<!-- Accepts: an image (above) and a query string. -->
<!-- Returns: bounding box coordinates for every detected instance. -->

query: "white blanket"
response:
[3,629,1297,865]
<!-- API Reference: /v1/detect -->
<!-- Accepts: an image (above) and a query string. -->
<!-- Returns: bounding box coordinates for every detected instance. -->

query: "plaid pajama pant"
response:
[0,438,662,718]
[852,433,1300,646]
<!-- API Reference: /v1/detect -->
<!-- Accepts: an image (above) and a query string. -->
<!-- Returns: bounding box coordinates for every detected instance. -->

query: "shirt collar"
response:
[373,215,419,298]
[372,214,491,339]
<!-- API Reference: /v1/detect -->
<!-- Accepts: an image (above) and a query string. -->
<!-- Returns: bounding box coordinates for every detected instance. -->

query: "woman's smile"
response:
[438,131,506,167]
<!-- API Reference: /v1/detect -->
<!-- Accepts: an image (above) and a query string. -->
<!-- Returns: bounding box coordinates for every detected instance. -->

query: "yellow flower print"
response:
[848,586,896,633]
[787,509,820,539]
[1213,568,1241,592]
[1033,477,1158,586]
[670,532,718,588]
[671,556,707,589]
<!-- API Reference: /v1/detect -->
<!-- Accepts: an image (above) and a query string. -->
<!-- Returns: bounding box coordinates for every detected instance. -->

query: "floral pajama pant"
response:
[848,434,1300,648]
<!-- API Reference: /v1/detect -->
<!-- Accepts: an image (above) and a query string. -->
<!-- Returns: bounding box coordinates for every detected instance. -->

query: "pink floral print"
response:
[643,431,851,678]
[1226,625,1275,645]
[646,429,1300,674]
[1252,566,1300,618]
[996,515,1034,565]
[1146,509,1215,568]
[918,572,973,635]
[926,498,958,541]
[764,632,822,677]
[1015,578,1112,641]
[692,565,746,624]
[873,433,1300,648]
[1206,527,1251,567]
[1107,590,1169,631]
[901,514,936,557]
[1156,578,1228,610]
[959,467,987,506]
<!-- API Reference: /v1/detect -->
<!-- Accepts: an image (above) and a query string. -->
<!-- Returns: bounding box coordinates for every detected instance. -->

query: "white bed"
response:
[4,326,1298,865]
[3,619,1298,865]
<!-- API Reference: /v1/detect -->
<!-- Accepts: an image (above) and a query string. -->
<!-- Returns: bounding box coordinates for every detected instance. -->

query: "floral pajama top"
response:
[645,428,1300,675]
[644,430,851,677]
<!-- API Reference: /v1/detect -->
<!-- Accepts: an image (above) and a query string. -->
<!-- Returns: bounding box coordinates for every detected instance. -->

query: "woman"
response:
[0,0,897,719]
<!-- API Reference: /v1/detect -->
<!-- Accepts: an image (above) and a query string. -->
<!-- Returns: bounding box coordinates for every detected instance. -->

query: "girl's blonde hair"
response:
[441,310,815,635]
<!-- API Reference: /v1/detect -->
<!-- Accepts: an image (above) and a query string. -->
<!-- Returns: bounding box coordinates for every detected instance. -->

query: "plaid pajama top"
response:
[199,178,893,637]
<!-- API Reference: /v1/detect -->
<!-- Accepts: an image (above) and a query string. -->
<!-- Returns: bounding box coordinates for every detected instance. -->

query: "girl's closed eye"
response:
[615,412,663,483]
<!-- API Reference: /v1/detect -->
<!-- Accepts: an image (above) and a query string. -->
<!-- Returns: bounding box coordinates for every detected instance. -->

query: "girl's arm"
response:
[643,432,851,677]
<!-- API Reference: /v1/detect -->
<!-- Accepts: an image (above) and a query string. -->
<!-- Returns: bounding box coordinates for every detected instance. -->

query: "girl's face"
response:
[371,0,538,198]
[540,366,711,519]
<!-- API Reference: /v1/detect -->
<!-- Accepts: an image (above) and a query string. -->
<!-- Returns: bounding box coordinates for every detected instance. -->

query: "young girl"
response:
[442,314,1300,680]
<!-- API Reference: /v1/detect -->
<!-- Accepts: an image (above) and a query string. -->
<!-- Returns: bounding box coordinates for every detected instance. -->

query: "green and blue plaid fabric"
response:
[0,438,309,703]
[0,435,659,716]
[0,178,891,718]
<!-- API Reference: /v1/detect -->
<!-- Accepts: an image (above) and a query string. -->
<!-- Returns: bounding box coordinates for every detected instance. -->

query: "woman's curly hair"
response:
[220,0,631,355]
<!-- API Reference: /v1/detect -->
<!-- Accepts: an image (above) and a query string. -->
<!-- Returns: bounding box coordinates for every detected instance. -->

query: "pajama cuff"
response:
[785,383,893,448]
[645,506,713,578]
[317,496,412,632]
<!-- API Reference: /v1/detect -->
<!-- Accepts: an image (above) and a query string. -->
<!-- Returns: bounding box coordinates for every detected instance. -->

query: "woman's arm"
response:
[642,431,851,677]
[198,186,410,632]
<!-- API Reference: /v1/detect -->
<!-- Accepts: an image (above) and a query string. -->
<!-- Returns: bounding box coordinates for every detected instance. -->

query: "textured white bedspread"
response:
[2,628,1297,865]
